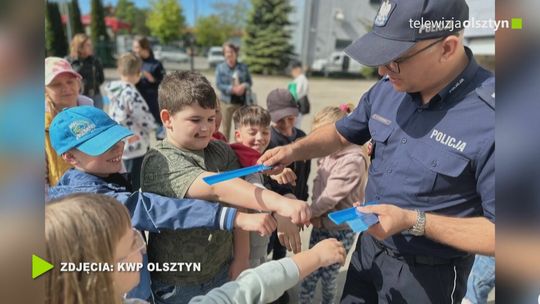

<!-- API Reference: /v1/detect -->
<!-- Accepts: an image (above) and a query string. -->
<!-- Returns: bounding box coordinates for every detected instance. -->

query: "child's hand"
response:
[275,214,302,253]
[270,168,297,186]
[310,238,347,268]
[234,212,277,236]
[229,258,250,280]
[142,70,155,82]
[276,198,311,225]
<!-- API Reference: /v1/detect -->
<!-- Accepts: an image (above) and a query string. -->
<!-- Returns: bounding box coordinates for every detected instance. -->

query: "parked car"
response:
[311,51,366,76]
[154,45,189,63]
[207,46,224,68]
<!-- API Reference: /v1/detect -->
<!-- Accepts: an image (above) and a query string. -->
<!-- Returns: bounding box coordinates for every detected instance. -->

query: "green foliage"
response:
[360,66,379,79]
[115,0,134,34]
[90,0,109,43]
[45,1,68,57]
[243,0,294,74]
[147,0,186,44]
[133,8,151,36]
[69,0,85,35]
[194,15,234,48]
[115,0,150,35]
[211,0,251,30]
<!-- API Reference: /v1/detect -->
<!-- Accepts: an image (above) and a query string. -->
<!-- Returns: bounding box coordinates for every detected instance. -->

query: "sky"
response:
[78,0,239,26]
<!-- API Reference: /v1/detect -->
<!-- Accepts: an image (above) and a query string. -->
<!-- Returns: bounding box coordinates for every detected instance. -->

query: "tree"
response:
[194,15,234,48]
[243,0,295,74]
[115,0,136,34]
[212,0,251,31]
[133,8,151,36]
[69,0,85,35]
[90,0,109,44]
[115,0,150,35]
[45,1,68,57]
[146,0,186,44]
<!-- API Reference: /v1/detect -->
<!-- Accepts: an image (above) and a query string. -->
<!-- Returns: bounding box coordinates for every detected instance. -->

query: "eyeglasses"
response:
[116,228,146,263]
[383,37,446,74]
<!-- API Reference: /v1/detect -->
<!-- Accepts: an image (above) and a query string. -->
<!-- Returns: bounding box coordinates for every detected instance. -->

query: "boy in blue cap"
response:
[47,106,277,300]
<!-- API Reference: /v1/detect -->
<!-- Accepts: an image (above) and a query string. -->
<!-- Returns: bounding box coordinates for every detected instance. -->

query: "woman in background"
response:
[66,33,105,109]
[132,36,166,139]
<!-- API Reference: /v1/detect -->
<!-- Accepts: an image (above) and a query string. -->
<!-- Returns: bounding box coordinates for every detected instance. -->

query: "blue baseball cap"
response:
[345,0,469,67]
[50,106,133,156]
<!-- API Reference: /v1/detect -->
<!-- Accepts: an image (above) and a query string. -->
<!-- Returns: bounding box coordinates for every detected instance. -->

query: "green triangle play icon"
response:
[32,254,54,279]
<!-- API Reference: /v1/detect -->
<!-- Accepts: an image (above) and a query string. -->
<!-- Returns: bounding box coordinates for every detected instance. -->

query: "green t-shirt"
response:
[141,139,240,285]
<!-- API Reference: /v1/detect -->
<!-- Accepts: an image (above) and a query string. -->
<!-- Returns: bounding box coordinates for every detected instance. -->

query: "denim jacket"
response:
[48,168,237,232]
[215,61,252,103]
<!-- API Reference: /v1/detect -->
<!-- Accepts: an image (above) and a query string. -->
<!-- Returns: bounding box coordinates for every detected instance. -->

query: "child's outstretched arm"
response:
[187,172,311,225]
[188,238,346,304]
[291,238,346,280]
[116,190,276,235]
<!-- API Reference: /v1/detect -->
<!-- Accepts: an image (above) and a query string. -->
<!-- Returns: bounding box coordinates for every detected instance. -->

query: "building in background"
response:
[290,0,495,73]
[463,0,495,71]
[289,0,378,71]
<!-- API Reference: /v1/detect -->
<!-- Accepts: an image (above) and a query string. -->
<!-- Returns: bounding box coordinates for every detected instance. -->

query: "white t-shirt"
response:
[293,74,309,99]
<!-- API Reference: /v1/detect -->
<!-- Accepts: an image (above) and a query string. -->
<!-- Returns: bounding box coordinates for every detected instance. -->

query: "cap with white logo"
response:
[345,0,469,67]
[49,106,133,156]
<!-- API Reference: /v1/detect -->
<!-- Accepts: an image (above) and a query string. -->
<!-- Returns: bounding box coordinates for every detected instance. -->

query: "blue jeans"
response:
[152,265,229,304]
[464,255,495,304]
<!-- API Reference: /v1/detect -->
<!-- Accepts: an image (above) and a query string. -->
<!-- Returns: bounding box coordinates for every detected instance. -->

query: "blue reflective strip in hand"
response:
[328,205,379,233]
[203,164,272,185]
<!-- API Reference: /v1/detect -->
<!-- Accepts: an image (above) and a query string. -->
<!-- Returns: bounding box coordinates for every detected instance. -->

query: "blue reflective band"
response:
[328,205,379,233]
[203,164,272,185]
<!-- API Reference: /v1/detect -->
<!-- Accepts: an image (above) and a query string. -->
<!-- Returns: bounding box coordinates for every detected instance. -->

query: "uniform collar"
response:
[408,46,479,109]
[436,46,479,103]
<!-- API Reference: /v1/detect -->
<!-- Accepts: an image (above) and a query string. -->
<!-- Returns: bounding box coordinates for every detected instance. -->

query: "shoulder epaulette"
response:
[476,77,495,110]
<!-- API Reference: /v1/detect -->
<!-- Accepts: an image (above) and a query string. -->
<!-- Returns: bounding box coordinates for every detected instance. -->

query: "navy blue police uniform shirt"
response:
[335,47,494,259]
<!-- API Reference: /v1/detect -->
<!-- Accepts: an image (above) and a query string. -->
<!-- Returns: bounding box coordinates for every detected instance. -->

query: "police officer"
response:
[259,0,494,302]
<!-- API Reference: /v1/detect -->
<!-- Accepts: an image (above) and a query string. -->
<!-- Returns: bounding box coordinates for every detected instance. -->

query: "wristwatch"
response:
[408,209,426,236]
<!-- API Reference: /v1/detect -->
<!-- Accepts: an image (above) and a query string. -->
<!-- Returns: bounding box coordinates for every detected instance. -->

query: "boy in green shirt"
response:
[141,71,311,303]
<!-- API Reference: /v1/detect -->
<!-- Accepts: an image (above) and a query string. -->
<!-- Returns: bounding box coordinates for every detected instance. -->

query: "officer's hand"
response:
[258,145,296,175]
[356,204,417,241]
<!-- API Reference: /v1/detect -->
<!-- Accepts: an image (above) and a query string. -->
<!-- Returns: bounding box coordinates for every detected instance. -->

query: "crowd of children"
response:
[44,53,370,304]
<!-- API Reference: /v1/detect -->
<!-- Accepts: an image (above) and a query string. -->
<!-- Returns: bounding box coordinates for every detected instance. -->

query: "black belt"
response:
[372,238,469,266]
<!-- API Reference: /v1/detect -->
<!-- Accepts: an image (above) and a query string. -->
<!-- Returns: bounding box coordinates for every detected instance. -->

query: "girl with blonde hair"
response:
[45,193,348,304]
[299,105,370,304]
[45,57,94,190]
[45,193,144,304]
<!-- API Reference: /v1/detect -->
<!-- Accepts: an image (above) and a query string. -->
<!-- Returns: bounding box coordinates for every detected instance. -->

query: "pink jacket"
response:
[311,144,369,230]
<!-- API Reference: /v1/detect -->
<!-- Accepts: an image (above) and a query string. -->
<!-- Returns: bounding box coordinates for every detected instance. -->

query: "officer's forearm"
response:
[424,214,494,256]
[292,124,349,161]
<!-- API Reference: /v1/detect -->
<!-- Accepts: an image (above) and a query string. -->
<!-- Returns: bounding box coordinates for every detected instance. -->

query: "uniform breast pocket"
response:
[369,119,393,172]
[405,143,471,202]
